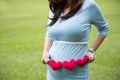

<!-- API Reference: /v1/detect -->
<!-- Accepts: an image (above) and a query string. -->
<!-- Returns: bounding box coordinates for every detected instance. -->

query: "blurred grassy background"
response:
[0,0,120,80]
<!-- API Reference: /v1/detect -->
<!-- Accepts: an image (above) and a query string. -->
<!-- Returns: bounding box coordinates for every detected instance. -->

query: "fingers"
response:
[86,51,95,63]
[89,53,95,60]
[41,54,50,64]
[42,57,49,64]
[88,56,95,63]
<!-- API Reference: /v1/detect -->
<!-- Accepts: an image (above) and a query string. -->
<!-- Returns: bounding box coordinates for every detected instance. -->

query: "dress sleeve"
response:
[90,1,109,36]
[45,11,55,41]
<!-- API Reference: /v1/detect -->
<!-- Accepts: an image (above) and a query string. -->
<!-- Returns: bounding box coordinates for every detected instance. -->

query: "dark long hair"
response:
[48,0,83,26]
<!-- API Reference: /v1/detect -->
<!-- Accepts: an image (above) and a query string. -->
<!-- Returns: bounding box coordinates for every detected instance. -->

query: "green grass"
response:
[0,0,120,80]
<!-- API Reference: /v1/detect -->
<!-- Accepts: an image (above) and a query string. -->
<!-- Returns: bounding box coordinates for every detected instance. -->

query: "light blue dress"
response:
[45,0,109,80]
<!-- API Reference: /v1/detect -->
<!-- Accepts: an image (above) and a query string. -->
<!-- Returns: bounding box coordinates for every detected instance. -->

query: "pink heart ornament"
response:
[62,59,75,71]
[49,60,62,71]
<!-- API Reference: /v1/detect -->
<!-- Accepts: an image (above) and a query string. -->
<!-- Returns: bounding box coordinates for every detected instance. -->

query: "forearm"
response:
[43,39,53,54]
[90,35,106,51]
[42,39,53,64]
[86,35,106,62]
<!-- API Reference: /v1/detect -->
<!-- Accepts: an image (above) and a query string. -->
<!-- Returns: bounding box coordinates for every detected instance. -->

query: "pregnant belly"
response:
[49,42,88,62]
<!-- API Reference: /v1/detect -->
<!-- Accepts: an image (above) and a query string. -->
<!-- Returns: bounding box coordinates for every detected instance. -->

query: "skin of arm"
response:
[41,39,53,64]
[86,35,106,63]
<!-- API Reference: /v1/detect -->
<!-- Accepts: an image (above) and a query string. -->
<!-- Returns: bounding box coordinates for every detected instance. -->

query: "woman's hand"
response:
[42,39,52,64]
[86,51,95,63]
[41,52,50,64]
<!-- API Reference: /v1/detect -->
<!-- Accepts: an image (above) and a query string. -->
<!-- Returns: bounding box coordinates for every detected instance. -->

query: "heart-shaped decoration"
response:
[49,60,62,71]
[62,59,75,71]
[82,56,89,65]
[76,56,89,67]
[76,58,84,67]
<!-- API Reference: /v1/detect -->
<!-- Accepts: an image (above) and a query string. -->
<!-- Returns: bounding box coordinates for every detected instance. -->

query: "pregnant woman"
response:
[42,0,109,80]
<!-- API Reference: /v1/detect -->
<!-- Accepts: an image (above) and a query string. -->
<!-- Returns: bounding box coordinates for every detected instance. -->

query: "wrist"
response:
[44,50,49,53]
[88,48,96,55]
